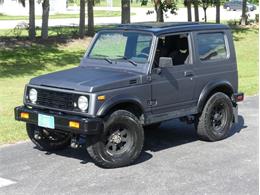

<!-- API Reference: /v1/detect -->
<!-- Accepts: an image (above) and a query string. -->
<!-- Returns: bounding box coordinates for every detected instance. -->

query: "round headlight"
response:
[29,88,37,104]
[78,96,88,111]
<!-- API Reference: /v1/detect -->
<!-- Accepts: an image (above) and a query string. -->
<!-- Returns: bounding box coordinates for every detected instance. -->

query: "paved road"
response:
[0,96,258,195]
[0,7,258,29]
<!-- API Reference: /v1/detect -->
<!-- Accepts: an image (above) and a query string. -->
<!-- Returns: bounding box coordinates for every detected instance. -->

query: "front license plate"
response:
[38,114,55,129]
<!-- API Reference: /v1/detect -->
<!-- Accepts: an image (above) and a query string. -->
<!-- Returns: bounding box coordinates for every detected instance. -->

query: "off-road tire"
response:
[26,123,71,151]
[86,110,144,168]
[196,92,233,141]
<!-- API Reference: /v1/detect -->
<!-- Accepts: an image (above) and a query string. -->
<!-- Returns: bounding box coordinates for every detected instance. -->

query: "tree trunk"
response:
[216,0,220,23]
[241,0,247,25]
[155,2,163,22]
[187,0,192,22]
[203,8,207,22]
[87,0,94,36]
[121,0,131,24]
[41,0,49,40]
[79,0,85,38]
[28,0,35,40]
[194,1,199,22]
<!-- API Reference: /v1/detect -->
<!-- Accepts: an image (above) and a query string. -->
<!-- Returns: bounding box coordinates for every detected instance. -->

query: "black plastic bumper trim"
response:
[14,106,103,135]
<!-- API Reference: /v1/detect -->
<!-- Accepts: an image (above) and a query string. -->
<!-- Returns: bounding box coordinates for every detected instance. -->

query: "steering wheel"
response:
[137,52,149,58]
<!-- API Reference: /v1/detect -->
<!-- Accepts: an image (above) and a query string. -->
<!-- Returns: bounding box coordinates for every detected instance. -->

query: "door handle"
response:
[184,71,194,77]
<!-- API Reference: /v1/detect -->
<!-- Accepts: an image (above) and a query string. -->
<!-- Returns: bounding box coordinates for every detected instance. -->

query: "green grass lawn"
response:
[0,26,258,144]
[68,0,184,8]
[232,27,259,96]
[0,11,134,20]
[68,0,154,7]
[0,39,89,144]
[0,25,116,38]
[95,0,154,7]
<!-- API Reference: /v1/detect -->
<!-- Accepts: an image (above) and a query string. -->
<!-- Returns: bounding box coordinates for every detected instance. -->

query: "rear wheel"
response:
[87,110,144,168]
[26,123,71,151]
[195,92,233,141]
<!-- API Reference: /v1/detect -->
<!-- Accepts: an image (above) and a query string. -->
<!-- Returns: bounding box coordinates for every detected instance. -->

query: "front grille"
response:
[36,88,75,111]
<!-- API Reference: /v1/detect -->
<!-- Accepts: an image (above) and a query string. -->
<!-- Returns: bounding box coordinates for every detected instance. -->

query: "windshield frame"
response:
[82,30,156,74]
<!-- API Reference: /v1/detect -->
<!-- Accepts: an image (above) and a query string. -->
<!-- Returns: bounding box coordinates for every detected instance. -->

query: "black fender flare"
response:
[96,94,145,117]
[197,80,234,113]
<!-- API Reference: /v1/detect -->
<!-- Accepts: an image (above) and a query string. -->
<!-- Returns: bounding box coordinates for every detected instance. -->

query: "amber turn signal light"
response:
[97,95,106,101]
[20,112,29,119]
[69,121,80,129]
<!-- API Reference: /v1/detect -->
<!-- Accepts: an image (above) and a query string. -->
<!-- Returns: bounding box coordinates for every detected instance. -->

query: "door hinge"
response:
[147,100,157,106]
[147,75,152,82]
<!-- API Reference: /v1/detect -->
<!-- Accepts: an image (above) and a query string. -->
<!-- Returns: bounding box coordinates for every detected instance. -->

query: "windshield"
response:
[88,31,153,65]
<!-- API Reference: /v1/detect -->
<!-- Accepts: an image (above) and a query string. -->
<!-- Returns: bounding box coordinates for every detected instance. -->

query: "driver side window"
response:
[153,33,190,67]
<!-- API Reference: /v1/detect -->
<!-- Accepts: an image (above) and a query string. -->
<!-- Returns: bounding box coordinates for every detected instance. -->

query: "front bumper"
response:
[14,106,103,135]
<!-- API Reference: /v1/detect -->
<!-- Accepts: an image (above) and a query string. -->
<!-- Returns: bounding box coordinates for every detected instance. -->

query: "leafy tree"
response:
[215,0,220,23]
[41,0,50,40]
[87,0,94,36]
[241,0,247,25]
[184,0,192,21]
[153,0,178,22]
[79,0,85,38]
[200,0,214,22]
[192,0,200,21]
[214,0,228,23]
[122,0,131,23]
[248,0,258,3]
[28,0,36,40]
[0,0,35,39]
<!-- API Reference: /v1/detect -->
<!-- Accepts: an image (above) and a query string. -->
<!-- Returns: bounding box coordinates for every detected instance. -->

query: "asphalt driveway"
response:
[0,96,258,195]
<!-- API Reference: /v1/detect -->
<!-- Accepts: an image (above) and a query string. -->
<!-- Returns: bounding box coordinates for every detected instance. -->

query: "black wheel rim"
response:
[104,124,133,156]
[210,102,228,134]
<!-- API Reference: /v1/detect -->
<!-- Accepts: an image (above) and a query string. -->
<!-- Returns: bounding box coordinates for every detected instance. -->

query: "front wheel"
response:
[26,123,71,151]
[86,110,144,168]
[196,92,233,141]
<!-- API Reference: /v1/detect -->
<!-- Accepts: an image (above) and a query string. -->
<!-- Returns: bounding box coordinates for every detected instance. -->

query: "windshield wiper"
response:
[91,54,113,64]
[116,56,138,67]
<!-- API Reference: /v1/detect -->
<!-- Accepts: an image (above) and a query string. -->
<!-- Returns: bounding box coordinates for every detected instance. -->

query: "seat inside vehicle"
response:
[154,34,190,67]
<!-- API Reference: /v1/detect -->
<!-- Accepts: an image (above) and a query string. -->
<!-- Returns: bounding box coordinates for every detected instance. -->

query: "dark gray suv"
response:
[15,22,244,168]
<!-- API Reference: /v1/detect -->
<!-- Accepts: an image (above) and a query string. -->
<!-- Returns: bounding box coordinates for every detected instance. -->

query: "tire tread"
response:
[87,110,144,168]
[196,92,233,141]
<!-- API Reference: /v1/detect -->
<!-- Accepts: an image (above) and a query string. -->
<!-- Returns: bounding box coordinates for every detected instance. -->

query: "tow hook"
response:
[71,135,88,149]
[70,135,86,149]
[34,129,42,140]
[71,136,79,149]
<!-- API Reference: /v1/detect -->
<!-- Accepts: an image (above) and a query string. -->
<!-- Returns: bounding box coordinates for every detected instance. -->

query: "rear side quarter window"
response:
[197,32,229,61]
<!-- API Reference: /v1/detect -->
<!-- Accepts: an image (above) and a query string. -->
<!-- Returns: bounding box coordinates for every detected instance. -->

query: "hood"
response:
[29,66,144,93]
